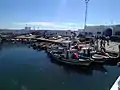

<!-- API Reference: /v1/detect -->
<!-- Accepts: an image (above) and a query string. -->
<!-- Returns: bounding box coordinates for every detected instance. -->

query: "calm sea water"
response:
[0,42,120,90]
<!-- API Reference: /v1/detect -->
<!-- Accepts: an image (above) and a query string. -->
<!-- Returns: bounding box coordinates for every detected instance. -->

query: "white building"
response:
[78,25,115,36]
[112,25,120,36]
[84,25,108,36]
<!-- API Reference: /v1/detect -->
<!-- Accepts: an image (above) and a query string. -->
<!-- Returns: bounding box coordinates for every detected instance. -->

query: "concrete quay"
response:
[15,35,36,39]
[98,40,120,54]
[14,35,65,44]
[35,38,65,43]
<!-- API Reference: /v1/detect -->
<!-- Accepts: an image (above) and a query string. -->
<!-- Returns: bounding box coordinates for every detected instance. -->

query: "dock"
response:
[14,35,120,53]
[35,38,65,43]
[98,40,120,54]
[14,35,66,44]
[105,41,120,54]
[15,35,36,39]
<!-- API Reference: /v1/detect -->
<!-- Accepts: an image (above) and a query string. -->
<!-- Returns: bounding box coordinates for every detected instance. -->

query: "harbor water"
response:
[0,42,120,90]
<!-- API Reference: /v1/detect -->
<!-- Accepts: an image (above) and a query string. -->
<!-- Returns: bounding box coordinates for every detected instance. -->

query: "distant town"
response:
[0,24,120,38]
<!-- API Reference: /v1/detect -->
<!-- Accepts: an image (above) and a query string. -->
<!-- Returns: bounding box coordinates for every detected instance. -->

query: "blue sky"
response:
[0,0,120,30]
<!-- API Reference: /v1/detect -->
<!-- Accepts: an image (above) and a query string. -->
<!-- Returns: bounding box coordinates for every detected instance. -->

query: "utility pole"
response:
[84,0,90,34]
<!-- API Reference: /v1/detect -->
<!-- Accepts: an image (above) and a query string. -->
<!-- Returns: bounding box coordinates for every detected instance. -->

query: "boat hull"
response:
[48,51,93,67]
[91,53,120,65]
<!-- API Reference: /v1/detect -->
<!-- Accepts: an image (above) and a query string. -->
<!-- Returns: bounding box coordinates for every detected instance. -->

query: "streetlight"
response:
[84,0,90,34]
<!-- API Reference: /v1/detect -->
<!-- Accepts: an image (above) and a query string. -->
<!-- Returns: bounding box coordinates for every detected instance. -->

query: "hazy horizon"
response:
[0,23,119,31]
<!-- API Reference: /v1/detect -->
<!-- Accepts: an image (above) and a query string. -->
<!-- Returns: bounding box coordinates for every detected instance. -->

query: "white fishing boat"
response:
[110,76,120,90]
[91,45,120,64]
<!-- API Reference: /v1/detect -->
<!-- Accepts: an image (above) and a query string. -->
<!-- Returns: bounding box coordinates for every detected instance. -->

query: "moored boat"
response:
[48,48,93,67]
[91,45,120,64]
[91,53,109,63]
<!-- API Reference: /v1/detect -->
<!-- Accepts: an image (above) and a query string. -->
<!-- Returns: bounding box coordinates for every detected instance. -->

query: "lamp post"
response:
[84,0,90,34]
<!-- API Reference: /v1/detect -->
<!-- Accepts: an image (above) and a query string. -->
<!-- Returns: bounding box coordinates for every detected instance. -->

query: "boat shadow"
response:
[90,63,108,73]
[50,59,107,76]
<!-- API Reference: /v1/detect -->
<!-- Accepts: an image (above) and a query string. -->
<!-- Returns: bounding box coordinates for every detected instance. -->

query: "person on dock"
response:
[66,50,69,59]
[87,48,91,57]
[94,44,98,51]
[100,39,103,49]
[101,46,106,52]
[106,36,110,46]
[90,39,94,46]
[95,37,99,48]
[103,40,106,47]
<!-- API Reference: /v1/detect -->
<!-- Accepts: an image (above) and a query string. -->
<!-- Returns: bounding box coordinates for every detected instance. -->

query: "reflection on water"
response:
[50,59,107,76]
[91,64,107,73]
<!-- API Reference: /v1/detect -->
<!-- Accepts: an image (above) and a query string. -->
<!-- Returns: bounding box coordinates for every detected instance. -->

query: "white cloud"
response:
[64,22,76,26]
[15,22,83,30]
[16,22,55,26]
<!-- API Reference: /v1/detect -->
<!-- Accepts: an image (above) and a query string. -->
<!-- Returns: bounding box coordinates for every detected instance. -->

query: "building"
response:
[25,27,31,30]
[78,25,116,37]
[43,30,72,37]
[84,25,107,36]
[113,25,120,36]
[0,29,31,35]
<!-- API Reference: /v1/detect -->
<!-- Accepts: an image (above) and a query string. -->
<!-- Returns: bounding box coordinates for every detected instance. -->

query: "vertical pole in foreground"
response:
[84,0,89,34]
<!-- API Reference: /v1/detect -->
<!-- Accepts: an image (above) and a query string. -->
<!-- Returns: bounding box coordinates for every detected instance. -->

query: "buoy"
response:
[105,72,108,75]
[117,62,120,67]
[61,81,65,85]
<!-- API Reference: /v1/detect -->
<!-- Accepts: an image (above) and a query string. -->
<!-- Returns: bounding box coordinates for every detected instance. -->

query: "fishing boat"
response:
[48,48,93,67]
[77,47,108,64]
[90,50,110,63]
[91,47,120,64]
[103,51,120,64]
[91,53,109,63]
[78,47,93,59]
[76,47,117,64]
